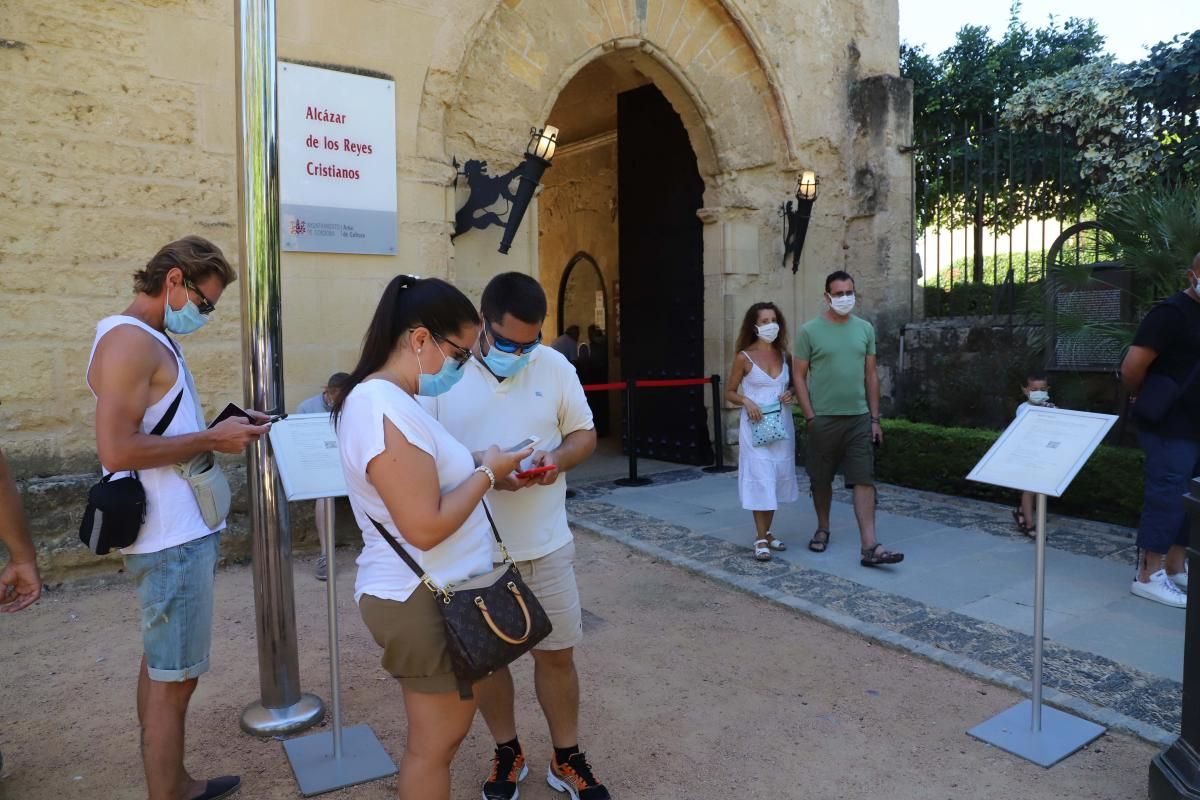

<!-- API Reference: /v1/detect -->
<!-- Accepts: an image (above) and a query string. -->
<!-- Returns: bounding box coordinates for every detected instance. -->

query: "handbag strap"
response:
[368,499,512,599]
[149,390,184,436]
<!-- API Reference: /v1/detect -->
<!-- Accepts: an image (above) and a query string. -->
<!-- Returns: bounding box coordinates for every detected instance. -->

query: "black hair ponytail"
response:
[331,275,478,426]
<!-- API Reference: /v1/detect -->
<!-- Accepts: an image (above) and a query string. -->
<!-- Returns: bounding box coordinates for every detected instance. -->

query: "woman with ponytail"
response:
[724,302,800,562]
[334,275,532,800]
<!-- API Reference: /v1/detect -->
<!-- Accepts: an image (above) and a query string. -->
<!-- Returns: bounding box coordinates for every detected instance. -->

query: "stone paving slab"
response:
[566,467,1183,743]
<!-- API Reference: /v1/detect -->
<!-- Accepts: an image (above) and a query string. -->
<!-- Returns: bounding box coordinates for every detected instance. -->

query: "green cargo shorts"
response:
[805,413,874,488]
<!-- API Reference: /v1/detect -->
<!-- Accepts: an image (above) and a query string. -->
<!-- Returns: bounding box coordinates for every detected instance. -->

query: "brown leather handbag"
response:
[369,502,552,698]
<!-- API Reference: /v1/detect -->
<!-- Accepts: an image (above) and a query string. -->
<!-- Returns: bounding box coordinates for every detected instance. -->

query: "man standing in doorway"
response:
[88,236,269,800]
[551,324,581,363]
[794,270,904,568]
[1120,253,1200,607]
[295,371,350,581]
[424,273,607,800]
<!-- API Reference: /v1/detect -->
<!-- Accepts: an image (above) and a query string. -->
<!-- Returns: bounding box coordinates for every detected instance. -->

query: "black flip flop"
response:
[808,529,831,553]
[192,776,241,800]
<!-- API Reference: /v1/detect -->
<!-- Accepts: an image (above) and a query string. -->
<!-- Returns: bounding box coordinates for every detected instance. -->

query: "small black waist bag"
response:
[79,390,183,555]
[370,501,552,699]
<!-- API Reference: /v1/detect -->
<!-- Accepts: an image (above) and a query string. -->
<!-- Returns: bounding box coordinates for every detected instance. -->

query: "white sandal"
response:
[754,539,772,561]
[765,532,787,551]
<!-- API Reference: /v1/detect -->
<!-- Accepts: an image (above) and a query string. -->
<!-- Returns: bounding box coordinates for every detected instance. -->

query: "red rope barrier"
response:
[635,377,711,388]
[582,377,712,392]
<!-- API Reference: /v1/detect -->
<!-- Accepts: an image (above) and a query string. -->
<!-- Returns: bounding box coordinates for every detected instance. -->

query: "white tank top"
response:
[87,316,224,555]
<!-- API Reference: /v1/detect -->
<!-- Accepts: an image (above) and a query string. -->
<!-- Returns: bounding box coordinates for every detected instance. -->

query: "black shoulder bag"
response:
[78,390,183,555]
[370,502,552,699]
[1134,360,1200,425]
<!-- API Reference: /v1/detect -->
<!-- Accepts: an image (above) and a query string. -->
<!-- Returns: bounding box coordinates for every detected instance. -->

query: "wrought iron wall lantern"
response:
[452,124,559,254]
[780,170,819,273]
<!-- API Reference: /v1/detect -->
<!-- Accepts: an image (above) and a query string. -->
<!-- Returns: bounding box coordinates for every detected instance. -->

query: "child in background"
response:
[1012,370,1055,537]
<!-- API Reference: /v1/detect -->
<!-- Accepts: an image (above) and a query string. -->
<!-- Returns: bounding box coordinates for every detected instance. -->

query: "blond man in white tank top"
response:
[87,236,268,800]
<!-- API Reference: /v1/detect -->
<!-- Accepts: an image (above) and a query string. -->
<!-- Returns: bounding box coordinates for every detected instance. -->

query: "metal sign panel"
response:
[278,62,397,255]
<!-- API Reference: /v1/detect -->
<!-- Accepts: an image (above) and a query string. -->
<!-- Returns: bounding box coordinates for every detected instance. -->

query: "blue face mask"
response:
[164,284,208,335]
[416,343,466,397]
[481,329,532,378]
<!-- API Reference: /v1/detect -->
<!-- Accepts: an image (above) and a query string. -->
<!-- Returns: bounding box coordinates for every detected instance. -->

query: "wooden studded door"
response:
[617,84,713,465]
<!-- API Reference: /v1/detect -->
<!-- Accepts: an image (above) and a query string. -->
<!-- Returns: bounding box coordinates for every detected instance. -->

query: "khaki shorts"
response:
[506,540,582,652]
[359,589,458,694]
[806,413,875,488]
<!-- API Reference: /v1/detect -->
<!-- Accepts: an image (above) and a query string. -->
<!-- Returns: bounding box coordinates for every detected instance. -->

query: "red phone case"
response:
[516,465,556,479]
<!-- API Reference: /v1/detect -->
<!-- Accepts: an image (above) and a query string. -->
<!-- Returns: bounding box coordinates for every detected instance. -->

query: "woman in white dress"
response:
[724,302,800,561]
[332,275,532,800]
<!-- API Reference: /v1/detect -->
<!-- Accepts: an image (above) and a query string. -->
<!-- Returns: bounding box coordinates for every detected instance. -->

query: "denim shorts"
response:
[123,533,221,682]
[1136,431,1200,555]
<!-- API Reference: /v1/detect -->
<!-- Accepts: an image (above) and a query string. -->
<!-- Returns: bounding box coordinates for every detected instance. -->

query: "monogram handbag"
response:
[370,501,552,699]
[79,390,183,555]
[750,401,789,447]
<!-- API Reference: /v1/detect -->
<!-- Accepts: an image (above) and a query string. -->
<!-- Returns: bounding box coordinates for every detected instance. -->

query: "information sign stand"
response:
[268,414,396,795]
[964,407,1118,767]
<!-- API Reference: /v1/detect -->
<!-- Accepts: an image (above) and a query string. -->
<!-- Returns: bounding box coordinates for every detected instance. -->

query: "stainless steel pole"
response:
[324,500,343,759]
[1031,492,1047,732]
[235,0,323,736]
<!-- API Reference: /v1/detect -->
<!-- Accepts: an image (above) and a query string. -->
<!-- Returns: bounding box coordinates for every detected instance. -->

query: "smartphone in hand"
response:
[505,436,540,453]
[515,464,556,480]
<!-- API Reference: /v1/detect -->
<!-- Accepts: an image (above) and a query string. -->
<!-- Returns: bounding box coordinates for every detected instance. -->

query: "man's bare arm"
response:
[91,327,266,472]
[792,357,816,420]
[1120,345,1158,395]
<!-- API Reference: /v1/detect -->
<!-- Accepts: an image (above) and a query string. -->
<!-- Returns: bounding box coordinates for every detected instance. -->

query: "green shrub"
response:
[923,281,1043,317]
[793,415,1143,527]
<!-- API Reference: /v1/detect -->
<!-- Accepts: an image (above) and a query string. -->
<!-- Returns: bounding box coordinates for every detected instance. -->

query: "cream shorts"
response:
[506,540,582,651]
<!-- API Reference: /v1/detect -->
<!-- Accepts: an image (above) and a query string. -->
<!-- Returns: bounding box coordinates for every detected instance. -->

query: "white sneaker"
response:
[1169,570,1188,591]
[1131,570,1187,608]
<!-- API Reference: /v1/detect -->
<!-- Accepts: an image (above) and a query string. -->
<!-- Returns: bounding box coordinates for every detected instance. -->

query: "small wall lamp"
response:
[452,124,559,255]
[781,170,819,273]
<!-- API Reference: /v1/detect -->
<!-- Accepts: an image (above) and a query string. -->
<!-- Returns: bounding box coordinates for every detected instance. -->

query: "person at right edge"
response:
[793,270,903,568]
[425,273,608,800]
[1120,252,1200,608]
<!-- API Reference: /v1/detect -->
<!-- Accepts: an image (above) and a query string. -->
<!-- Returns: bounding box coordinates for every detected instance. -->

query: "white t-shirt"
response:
[422,347,594,562]
[337,379,494,604]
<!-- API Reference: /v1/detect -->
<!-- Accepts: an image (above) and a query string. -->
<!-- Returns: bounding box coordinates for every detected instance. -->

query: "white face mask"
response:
[755,322,780,343]
[829,294,856,316]
[1029,390,1050,406]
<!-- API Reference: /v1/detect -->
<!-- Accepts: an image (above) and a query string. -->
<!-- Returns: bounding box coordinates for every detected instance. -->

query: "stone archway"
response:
[427,0,796,194]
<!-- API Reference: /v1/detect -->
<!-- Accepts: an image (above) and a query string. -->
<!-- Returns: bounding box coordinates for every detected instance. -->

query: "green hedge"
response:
[793,415,1143,527]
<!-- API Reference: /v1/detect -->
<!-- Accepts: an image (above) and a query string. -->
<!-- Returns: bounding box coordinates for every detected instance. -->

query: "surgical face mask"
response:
[416,343,466,397]
[481,328,532,378]
[829,294,856,316]
[1029,390,1050,406]
[164,283,208,335]
[756,322,780,343]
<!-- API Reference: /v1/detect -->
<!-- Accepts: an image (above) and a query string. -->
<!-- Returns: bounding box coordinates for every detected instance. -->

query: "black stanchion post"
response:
[1149,476,1200,799]
[703,373,737,474]
[615,377,651,487]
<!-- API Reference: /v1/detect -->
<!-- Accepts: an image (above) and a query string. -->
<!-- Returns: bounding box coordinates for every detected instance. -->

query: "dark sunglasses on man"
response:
[186,281,216,315]
[485,321,541,355]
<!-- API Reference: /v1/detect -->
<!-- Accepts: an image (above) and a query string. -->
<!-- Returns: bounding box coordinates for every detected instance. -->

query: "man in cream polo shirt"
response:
[423,272,608,800]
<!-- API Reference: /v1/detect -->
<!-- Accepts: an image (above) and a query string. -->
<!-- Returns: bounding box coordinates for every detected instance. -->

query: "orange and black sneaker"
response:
[482,744,527,800]
[546,751,611,800]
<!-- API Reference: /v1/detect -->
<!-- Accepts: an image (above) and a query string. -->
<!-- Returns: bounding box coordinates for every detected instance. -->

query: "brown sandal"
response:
[808,529,831,553]
[860,543,903,567]
[1011,509,1035,539]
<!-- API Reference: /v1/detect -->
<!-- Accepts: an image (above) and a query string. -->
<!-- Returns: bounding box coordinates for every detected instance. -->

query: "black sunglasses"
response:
[433,333,472,368]
[186,282,216,315]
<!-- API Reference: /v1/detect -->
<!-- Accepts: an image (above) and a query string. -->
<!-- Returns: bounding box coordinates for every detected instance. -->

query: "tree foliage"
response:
[902,6,1105,281]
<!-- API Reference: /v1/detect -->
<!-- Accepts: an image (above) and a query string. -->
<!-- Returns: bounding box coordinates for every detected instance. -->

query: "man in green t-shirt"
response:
[794,271,903,567]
